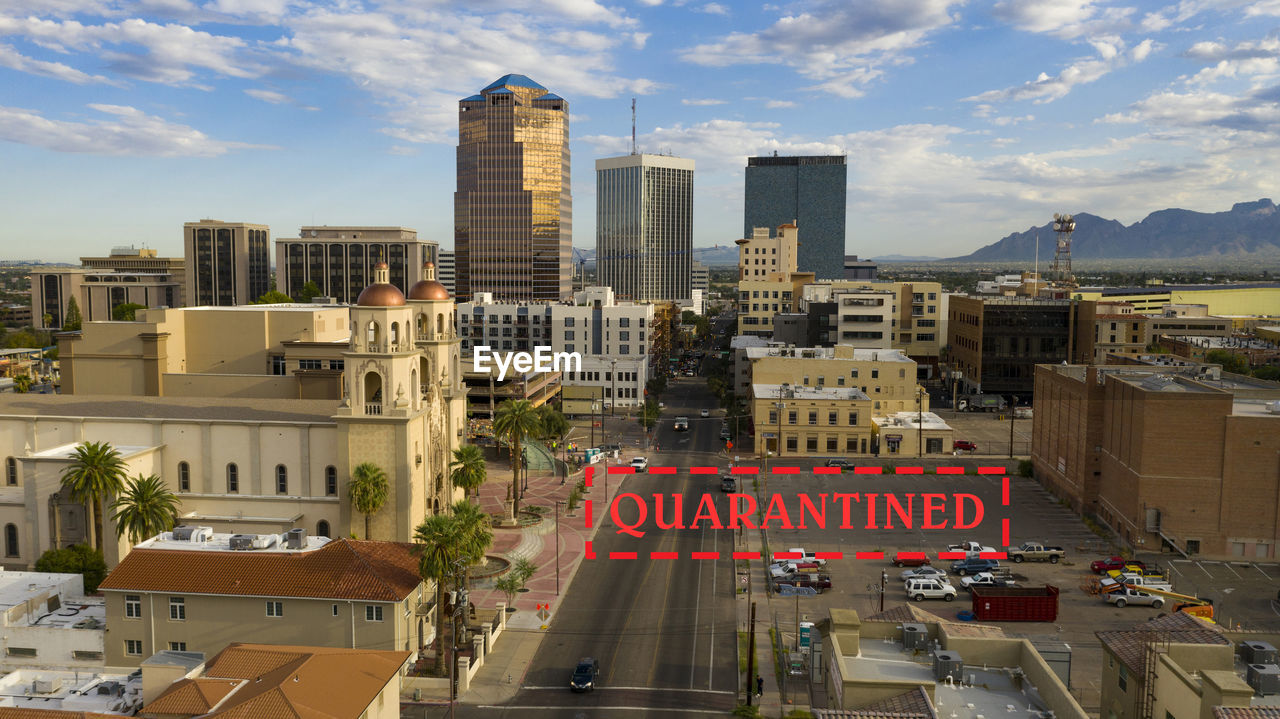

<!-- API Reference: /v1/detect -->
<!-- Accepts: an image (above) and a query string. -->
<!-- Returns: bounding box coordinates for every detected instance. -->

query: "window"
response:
[333,604,340,616]
[788,410,797,425]
[125,640,143,656]
[786,436,798,451]
[1118,664,1128,692]
[619,345,629,355]
[276,465,288,494]
[4,523,17,558]
[317,520,330,538]
[366,605,384,622]
[125,595,141,619]
[299,359,322,370]
[5,647,36,657]
[5,457,15,485]
[226,463,238,493]
[169,642,187,652]
[329,359,344,371]
[768,410,777,424]
[806,437,818,452]
[266,601,283,617]
[169,597,185,621]
[847,437,857,452]
[871,369,879,379]
[73,650,103,660]
[826,437,838,452]
[828,411,838,425]
[325,466,337,496]
[808,411,817,425]
[271,356,286,376]
[178,461,189,492]
[564,330,575,340]
[564,317,575,327]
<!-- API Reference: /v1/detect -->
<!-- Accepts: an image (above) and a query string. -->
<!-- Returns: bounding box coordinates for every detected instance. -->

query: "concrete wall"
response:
[161,374,301,399]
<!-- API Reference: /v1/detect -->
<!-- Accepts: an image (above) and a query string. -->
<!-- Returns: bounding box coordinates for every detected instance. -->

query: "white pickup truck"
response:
[948,541,997,556]
[787,548,826,566]
[1100,574,1172,593]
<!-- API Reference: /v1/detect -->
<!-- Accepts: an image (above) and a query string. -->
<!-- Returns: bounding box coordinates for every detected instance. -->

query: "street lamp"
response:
[880,570,887,612]
[916,386,925,459]
[610,358,617,417]
[555,500,564,595]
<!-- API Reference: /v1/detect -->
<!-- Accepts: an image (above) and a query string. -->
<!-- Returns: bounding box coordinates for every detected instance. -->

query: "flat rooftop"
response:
[746,346,913,362]
[0,570,103,630]
[136,529,333,553]
[0,395,339,423]
[179,303,345,311]
[754,383,870,401]
[0,669,140,714]
[875,411,953,431]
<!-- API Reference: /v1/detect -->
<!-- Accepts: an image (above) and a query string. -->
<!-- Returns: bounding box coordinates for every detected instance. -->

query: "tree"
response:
[492,399,542,521]
[646,376,667,397]
[640,398,660,431]
[62,296,82,332]
[451,499,493,594]
[412,513,463,676]
[110,473,180,544]
[450,444,487,502]
[12,374,31,393]
[1254,365,1280,381]
[253,290,294,305]
[111,303,146,321]
[35,545,107,593]
[296,281,322,303]
[348,462,389,539]
[59,441,127,552]
[1206,349,1250,375]
[536,404,570,443]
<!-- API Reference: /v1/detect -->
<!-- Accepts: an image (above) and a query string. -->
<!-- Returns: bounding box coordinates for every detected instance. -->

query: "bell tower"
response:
[408,262,466,515]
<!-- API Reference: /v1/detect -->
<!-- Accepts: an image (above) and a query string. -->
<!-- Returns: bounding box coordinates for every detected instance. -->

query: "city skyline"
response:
[3,1,1280,261]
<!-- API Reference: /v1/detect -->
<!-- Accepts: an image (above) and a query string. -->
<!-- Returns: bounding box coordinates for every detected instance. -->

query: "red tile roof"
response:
[99,538,423,601]
[140,678,242,715]
[1097,612,1227,673]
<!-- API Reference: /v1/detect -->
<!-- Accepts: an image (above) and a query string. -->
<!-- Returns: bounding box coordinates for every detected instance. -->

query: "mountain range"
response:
[957,199,1280,261]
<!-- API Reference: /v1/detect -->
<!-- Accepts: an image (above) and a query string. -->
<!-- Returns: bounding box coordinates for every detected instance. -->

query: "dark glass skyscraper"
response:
[455,75,571,301]
[743,155,846,280]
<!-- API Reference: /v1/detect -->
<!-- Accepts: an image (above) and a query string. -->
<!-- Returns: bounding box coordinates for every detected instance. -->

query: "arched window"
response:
[4,524,17,558]
[178,461,190,492]
[276,465,288,494]
[417,313,429,338]
[5,457,15,486]
[436,313,444,336]
[390,322,400,347]
[226,463,239,493]
[366,320,380,347]
[316,520,331,538]
[325,466,337,496]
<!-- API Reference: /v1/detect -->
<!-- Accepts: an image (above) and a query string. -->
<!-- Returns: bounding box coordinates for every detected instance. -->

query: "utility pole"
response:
[916,387,924,458]
[745,601,756,707]
[880,570,887,612]
[555,500,563,594]
[1009,398,1016,459]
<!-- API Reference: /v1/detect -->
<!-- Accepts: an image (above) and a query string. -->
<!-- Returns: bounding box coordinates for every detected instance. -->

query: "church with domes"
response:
[0,261,467,569]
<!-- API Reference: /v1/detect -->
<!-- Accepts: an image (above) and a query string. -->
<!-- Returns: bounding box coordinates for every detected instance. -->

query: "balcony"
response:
[365,404,383,416]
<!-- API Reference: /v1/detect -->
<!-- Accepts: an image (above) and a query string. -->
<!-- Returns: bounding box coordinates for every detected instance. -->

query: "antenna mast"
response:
[631,97,637,155]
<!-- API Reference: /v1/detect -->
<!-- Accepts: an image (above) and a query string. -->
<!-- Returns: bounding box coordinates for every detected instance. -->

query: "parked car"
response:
[824,459,855,470]
[775,574,832,592]
[953,440,978,453]
[900,566,949,582]
[905,577,957,602]
[720,427,733,440]
[1099,574,1172,592]
[720,475,737,493]
[630,457,649,472]
[786,548,826,566]
[960,572,1016,591]
[570,657,600,692]
[769,562,822,578]
[1091,556,1145,574]
[948,541,997,555]
[700,409,711,418]
[776,585,819,597]
[1006,542,1066,563]
[1106,588,1165,608]
[893,552,931,568]
[950,558,1001,576]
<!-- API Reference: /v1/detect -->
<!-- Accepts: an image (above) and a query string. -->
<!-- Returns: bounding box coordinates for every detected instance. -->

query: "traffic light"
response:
[726,440,733,450]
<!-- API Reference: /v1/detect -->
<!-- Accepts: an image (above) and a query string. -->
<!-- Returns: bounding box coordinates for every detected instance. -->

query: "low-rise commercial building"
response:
[751,382,873,458]
[99,532,430,669]
[737,225,799,280]
[949,296,1073,400]
[0,571,103,670]
[748,345,925,415]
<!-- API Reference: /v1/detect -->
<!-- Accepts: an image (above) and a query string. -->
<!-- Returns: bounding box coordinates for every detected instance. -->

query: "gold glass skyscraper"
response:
[455,75,571,301]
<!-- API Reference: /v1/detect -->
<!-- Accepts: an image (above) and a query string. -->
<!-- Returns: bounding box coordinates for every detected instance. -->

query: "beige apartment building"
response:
[274,226,439,304]
[140,643,410,719]
[737,224,799,280]
[752,382,874,458]
[1073,300,1149,364]
[1,265,467,568]
[803,279,947,369]
[748,345,927,415]
[99,532,428,669]
[183,219,271,307]
[737,273,814,337]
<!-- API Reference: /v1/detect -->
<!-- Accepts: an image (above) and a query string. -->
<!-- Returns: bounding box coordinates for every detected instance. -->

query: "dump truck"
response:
[970,585,1059,622]
[956,394,1007,412]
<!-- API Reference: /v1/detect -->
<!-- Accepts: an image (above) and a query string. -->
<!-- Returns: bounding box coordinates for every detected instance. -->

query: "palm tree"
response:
[492,399,541,521]
[413,513,462,676]
[348,462,389,539]
[451,499,493,596]
[60,441,127,552]
[110,473,180,544]
[449,445,487,503]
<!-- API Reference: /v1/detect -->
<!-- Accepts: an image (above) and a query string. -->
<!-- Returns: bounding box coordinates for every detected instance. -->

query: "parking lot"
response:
[742,470,1280,712]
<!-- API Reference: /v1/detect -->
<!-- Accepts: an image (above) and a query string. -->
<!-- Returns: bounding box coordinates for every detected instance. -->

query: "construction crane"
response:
[1114,580,1216,620]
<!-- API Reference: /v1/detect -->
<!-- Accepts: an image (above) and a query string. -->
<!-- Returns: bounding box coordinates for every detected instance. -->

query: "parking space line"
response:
[1225,563,1243,579]
[1197,562,1212,577]
[1259,565,1273,580]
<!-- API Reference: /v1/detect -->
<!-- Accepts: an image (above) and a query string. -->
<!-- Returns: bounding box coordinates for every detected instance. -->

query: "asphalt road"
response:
[431,370,740,718]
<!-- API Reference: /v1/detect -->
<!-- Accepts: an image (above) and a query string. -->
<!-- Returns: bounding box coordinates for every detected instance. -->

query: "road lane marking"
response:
[709,522,716,692]
[691,524,703,689]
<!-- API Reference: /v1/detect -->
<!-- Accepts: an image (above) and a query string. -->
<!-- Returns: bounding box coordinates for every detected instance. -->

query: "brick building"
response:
[949,296,1073,400]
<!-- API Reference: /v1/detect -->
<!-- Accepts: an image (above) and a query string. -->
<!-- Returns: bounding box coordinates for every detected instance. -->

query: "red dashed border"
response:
[581,465,1014,561]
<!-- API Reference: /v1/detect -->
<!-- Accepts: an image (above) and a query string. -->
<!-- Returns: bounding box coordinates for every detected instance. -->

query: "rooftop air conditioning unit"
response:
[1244,642,1279,664]
[96,681,122,696]
[1248,664,1280,696]
[1267,401,1280,416]
[229,534,256,550]
[33,678,63,694]
[902,623,927,650]
[933,651,964,682]
[286,528,307,550]
[172,526,213,542]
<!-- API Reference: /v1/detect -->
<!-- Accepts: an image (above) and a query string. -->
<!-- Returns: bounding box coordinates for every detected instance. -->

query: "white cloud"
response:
[1182,34,1280,84]
[0,42,117,84]
[699,2,728,14]
[630,31,649,48]
[992,0,1135,39]
[765,99,796,108]
[681,98,727,105]
[203,0,291,19]
[582,118,841,173]
[964,37,1155,105]
[681,0,961,97]
[1132,37,1155,61]
[991,114,1035,125]
[0,103,269,156]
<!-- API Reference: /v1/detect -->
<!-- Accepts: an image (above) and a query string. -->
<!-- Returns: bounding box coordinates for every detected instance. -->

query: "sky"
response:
[3,0,1280,262]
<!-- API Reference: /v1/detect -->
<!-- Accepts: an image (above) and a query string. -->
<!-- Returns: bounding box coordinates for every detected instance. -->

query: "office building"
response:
[596,153,694,302]
[1072,282,1280,315]
[183,219,270,307]
[99,532,427,668]
[748,345,925,416]
[1032,361,1280,559]
[31,268,184,329]
[744,155,846,278]
[2,266,467,567]
[691,261,709,294]
[949,296,1072,399]
[455,75,571,301]
[437,250,456,296]
[842,255,877,280]
[457,286,655,413]
[81,246,184,276]
[274,226,438,304]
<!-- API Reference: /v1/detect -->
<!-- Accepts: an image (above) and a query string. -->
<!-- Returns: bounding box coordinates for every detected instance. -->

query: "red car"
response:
[953,440,978,452]
[892,552,931,568]
[1090,556,1146,574]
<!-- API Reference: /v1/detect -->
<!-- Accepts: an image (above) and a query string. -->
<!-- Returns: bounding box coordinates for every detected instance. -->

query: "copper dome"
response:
[356,283,406,306]
[408,280,450,301]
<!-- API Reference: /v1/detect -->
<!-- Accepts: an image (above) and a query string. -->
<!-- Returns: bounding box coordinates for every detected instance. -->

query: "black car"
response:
[824,459,854,470]
[570,657,599,692]
[720,475,737,492]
